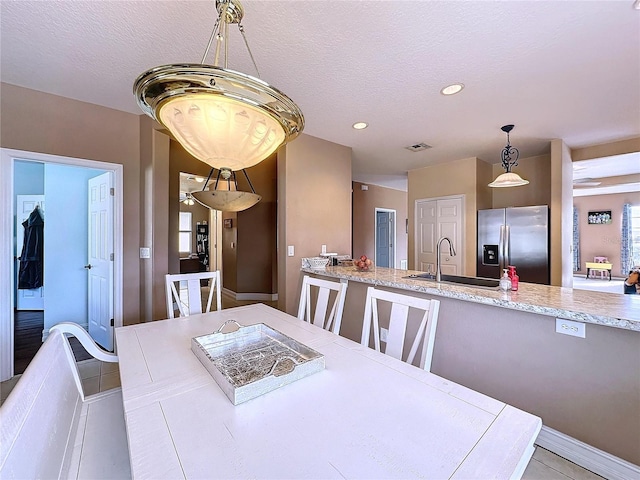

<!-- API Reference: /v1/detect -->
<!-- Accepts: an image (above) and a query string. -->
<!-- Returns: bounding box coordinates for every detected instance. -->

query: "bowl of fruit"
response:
[353,255,373,272]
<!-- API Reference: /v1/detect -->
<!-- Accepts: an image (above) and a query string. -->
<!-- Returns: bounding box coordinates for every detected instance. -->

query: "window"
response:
[631,205,640,267]
[179,212,192,254]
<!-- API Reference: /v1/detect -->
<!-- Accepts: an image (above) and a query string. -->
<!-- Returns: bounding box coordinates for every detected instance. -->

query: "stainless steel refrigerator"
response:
[477,205,550,285]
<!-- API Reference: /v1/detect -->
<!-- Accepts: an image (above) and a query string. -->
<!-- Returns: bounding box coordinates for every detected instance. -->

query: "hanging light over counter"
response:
[489,125,529,188]
[133,0,304,172]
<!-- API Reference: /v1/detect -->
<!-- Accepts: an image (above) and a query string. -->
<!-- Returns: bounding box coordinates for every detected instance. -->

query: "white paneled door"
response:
[87,172,114,350]
[415,196,463,275]
[16,195,45,310]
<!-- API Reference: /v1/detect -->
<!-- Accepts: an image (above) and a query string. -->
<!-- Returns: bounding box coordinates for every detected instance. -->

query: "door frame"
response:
[374,208,396,269]
[0,148,124,381]
[414,194,466,273]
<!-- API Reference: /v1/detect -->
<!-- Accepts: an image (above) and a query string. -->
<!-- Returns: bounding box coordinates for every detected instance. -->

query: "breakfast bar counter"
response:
[301,265,640,471]
[302,265,640,331]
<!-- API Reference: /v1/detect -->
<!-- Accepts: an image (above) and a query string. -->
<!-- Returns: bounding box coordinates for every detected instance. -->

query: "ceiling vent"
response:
[405,143,432,152]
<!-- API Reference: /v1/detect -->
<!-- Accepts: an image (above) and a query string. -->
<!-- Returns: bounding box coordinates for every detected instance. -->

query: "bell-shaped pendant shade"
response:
[488,172,530,188]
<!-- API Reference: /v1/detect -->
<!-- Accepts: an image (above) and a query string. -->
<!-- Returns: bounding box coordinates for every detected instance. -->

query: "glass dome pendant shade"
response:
[192,168,262,212]
[133,0,304,172]
[488,125,529,188]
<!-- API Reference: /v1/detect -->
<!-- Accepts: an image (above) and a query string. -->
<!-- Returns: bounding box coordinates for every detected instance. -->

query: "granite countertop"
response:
[301,266,640,332]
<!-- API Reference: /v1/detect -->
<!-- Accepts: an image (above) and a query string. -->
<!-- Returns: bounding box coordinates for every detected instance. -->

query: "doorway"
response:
[0,148,124,381]
[375,208,396,268]
[415,195,464,274]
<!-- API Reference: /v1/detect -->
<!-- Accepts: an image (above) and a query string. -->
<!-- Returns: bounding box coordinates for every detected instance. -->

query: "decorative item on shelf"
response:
[133,0,304,173]
[488,125,529,188]
[353,255,373,271]
[192,167,262,212]
[587,210,612,224]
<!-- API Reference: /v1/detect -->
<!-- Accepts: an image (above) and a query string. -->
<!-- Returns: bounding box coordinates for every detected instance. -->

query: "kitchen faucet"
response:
[436,237,456,282]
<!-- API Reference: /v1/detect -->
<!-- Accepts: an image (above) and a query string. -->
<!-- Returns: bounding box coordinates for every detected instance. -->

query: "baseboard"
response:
[222,288,278,302]
[536,425,640,480]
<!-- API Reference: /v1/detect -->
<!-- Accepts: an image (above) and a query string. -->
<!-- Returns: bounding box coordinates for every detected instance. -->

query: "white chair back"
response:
[361,287,440,372]
[165,271,221,318]
[297,275,348,334]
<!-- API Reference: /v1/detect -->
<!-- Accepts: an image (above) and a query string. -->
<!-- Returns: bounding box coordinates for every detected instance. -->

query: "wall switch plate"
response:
[139,247,150,259]
[380,327,388,342]
[287,245,295,257]
[555,318,586,338]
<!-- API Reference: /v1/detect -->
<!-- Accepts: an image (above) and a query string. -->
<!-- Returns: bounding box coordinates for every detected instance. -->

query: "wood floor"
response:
[14,310,92,374]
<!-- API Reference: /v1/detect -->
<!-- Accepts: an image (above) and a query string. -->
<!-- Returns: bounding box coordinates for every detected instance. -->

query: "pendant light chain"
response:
[238,24,261,78]
[201,14,222,64]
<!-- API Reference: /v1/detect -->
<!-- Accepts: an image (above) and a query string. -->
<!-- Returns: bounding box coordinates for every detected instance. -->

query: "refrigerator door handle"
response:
[505,225,511,267]
[499,225,505,270]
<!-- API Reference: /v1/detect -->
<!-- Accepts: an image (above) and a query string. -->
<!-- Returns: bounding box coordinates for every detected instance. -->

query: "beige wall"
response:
[572,136,640,161]
[236,154,277,295]
[574,192,639,276]
[325,277,640,466]
[550,139,575,287]
[278,134,352,315]
[408,157,493,275]
[0,83,142,325]
[491,154,551,208]
[352,182,408,268]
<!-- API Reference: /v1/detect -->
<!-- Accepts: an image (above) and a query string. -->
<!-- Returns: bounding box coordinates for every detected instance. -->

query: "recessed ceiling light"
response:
[440,83,464,95]
[352,122,368,130]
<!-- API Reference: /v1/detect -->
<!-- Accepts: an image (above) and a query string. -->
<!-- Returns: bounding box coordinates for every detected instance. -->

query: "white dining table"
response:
[115,303,541,479]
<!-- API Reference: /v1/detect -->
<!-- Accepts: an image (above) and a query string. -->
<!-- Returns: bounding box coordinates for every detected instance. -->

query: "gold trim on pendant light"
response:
[133,0,304,172]
[488,124,529,188]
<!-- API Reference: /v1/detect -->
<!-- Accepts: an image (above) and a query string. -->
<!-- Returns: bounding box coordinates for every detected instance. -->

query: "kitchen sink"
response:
[404,273,500,288]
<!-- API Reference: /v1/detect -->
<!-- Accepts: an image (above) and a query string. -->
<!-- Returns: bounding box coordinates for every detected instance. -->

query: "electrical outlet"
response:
[139,247,150,259]
[555,318,586,338]
[380,327,388,342]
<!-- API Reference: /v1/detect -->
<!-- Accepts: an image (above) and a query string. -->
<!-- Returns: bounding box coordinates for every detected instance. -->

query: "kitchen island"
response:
[301,265,640,475]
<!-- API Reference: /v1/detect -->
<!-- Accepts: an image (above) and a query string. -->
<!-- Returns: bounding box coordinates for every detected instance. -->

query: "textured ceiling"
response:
[1,1,639,192]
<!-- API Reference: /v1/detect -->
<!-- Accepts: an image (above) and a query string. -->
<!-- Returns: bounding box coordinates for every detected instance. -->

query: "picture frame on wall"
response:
[587,210,612,224]
[223,218,233,228]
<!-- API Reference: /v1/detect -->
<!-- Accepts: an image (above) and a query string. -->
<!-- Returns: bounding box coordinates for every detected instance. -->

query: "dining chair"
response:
[361,286,440,372]
[297,275,348,334]
[165,270,222,318]
[592,256,609,279]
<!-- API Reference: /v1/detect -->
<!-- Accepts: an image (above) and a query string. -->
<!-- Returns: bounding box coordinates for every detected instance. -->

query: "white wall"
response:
[44,164,104,335]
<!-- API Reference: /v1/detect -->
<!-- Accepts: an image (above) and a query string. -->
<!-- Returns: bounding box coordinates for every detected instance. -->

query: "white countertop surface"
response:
[115,304,541,479]
[302,266,640,332]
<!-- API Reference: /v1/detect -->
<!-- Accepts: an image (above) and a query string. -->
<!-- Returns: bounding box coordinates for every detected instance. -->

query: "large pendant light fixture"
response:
[133,0,304,172]
[488,125,529,188]
[192,168,262,212]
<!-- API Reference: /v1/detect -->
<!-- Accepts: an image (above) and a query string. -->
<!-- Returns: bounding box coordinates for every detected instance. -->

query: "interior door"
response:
[16,195,45,310]
[375,210,394,268]
[437,198,463,276]
[87,172,114,350]
[416,197,463,274]
[416,200,437,272]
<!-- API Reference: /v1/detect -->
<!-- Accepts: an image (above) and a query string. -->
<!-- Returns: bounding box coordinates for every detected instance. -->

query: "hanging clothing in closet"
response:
[18,206,44,289]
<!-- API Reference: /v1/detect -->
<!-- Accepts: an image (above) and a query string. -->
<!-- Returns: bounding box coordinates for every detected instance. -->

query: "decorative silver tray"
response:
[191,321,325,405]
